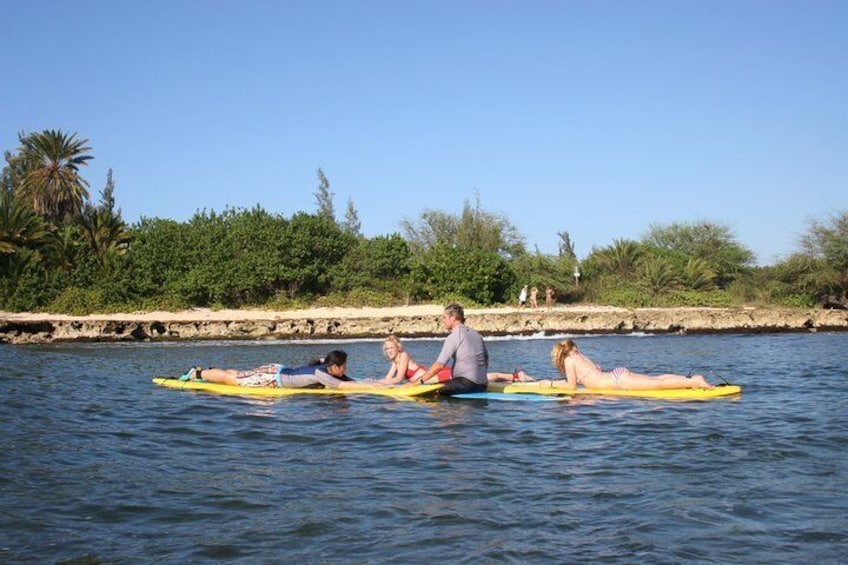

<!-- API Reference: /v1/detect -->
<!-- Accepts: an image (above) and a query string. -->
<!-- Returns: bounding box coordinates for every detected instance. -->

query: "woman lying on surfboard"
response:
[378,335,533,385]
[181,350,385,390]
[519,339,714,391]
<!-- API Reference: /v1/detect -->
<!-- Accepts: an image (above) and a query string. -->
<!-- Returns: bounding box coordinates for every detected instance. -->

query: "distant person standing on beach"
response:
[545,287,555,311]
[411,304,489,396]
[530,286,539,309]
[518,285,528,308]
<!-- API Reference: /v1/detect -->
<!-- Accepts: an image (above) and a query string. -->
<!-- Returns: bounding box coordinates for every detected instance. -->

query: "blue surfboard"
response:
[451,392,567,402]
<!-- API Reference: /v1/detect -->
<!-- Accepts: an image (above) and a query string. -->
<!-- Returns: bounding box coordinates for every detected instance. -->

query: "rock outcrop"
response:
[1,307,846,344]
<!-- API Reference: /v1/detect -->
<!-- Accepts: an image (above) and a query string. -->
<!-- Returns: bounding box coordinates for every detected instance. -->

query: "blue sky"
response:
[2,0,845,265]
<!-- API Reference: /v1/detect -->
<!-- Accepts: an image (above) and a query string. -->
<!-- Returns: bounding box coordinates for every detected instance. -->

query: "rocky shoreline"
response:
[1,306,846,344]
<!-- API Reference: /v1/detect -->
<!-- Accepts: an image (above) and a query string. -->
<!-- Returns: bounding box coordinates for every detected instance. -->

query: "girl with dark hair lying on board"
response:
[180,350,386,390]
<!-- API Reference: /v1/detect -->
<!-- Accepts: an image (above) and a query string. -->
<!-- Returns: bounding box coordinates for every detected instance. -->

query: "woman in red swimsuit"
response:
[378,335,451,385]
[379,335,534,385]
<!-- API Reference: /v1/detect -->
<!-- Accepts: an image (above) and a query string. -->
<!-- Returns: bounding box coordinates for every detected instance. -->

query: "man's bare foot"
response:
[513,368,534,382]
[691,375,714,389]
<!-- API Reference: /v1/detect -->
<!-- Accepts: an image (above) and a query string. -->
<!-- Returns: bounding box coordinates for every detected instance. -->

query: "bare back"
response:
[564,353,615,389]
[565,351,713,390]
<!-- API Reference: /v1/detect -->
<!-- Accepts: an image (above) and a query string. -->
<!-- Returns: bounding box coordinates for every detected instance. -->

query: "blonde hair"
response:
[551,339,578,374]
[383,335,404,359]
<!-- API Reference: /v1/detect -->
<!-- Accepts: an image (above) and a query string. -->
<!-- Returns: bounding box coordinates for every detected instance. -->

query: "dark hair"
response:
[323,350,353,381]
[444,303,465,323]
[324,350,348,367]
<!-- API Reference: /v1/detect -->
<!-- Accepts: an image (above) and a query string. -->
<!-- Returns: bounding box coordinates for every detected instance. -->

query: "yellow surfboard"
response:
[152,378,442,398]
[489,382,742,400]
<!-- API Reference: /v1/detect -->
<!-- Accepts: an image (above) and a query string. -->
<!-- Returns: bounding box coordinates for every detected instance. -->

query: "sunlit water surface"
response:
[1,333,846,563]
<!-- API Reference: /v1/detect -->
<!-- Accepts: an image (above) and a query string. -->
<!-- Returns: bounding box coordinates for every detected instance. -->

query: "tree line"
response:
[2,129,846,314]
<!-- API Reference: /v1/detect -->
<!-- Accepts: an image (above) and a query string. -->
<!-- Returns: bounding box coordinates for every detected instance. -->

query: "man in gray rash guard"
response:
[412,304,489,396]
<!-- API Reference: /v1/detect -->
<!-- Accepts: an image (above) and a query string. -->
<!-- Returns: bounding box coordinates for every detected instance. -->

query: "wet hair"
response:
[444,304,465,323]
[383,335,404,358]
[324,350,348,368]
[322,350,353,381]
[551,339,577,374]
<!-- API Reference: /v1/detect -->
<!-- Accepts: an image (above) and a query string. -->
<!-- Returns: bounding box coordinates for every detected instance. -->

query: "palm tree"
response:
[78,169,132,273]
[0,187,51,255]
[595,239,644,276]
[46,223,82,273]
[80,204,132,273]
[638,255,681,296]
[15,130,93,221]
[0,189,52,290]
[683,257,717,291]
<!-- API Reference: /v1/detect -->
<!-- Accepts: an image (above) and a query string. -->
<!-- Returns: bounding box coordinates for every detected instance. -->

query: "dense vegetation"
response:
[2,130,846,314]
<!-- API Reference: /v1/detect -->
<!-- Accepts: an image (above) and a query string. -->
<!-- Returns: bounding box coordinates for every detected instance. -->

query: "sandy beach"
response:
[0,303,628,323]
[2,304,846,344]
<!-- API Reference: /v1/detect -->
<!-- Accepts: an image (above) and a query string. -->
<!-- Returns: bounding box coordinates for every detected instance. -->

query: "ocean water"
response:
[1,333,846,564]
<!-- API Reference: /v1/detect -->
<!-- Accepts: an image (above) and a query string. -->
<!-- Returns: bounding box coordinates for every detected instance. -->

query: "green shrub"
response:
[772,293,817,308]
[430,292,486,309]
[263,294,311,312]
[312,290,401,308]
[411,245,516,305]
[723,278,762,304]
[132,293,192,313]
[660,290,738,307]
[597,288,651,308]
[0,278,56,312]
[555,287,584,305]
[46,287,111,315]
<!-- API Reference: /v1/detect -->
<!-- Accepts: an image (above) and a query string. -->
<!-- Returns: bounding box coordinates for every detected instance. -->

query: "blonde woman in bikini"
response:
[529,339,713,391]
[379,335,452,385]
[379,335,531,385]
